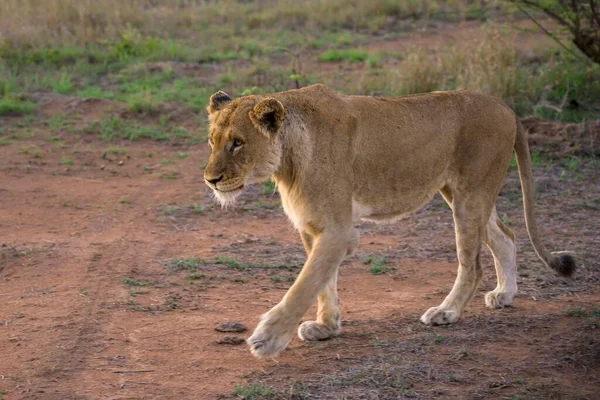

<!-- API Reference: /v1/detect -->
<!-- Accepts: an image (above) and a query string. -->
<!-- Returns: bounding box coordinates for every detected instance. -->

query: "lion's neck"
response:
[272,110,310,191]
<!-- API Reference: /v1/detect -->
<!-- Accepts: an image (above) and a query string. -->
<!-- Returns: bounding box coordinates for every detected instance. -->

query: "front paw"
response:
[298,320,340,341]
[247,309,296,358]
[420,306,459,325]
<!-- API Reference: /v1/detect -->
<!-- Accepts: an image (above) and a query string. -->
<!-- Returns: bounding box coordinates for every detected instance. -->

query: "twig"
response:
[516,4,586,62]
[515,0,570,26]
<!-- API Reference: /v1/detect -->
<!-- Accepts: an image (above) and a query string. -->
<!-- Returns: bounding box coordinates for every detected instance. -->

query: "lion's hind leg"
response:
[420,191,489,325]
[483,207,517,308]
[296,230,352,342]
[298,272,341,341]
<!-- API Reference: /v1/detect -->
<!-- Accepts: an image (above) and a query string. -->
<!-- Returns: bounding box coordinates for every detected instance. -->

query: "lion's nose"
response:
[206,175,224,185]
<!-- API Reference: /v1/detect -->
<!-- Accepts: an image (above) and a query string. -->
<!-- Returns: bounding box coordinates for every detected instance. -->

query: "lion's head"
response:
[203,91,285,205]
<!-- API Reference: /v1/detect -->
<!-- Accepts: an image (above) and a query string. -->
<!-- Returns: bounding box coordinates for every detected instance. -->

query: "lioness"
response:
[203,84,575,358]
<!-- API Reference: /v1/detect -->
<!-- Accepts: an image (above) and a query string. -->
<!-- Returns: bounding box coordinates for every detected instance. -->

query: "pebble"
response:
[217,336,245,345]
[215,321,248,332]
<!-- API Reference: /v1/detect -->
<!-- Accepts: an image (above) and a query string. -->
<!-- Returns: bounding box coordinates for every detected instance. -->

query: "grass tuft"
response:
[565,306,587,317]
[363,256,390,275]
[166,257,203,272]
[232,383,276,400]
[0,95,35,116]
[318,48,369,62]
[122,277,152,287]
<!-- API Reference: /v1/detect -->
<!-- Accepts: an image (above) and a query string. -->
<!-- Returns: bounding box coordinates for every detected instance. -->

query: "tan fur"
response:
[204,84,575,358]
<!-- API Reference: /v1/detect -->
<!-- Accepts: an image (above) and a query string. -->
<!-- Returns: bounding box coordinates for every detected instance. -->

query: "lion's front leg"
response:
[247,233,349,358]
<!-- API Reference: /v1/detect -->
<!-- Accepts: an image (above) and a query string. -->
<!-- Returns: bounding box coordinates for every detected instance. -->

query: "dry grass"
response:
[0,0,484,47]
[334,23,525,104]
[0,0,201,46]
[397,24,520,98]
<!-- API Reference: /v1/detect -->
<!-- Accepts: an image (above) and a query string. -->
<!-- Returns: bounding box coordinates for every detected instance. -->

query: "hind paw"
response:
[485,290,515,309]
[420,306,460,325]
[298,320,340,341]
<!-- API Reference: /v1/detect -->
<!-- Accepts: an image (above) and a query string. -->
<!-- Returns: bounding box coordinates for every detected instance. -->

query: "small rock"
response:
[217,336,245,345]
[100,164,105,170]
[118,160,124,166]
[215,321,248,333]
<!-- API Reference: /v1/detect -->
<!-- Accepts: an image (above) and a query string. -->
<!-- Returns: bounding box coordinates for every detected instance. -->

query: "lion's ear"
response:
[249,98,285,138]
[207,91,232,114]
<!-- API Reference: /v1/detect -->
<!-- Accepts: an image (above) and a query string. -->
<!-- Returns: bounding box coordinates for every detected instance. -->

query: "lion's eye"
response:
[231,138,243,151]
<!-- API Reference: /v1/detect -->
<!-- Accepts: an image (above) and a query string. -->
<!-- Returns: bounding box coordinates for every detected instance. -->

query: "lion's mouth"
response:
[212,184,244,206]
[215,184,244,193]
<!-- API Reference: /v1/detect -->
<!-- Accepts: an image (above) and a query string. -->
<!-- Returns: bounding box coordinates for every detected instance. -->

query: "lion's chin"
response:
[213,187,244,207]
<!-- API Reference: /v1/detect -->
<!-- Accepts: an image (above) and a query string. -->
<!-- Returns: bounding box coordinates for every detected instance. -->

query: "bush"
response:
[506,0,600,64]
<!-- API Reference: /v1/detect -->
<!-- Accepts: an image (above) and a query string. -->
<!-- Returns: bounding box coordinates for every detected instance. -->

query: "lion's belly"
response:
[352,186,440,223]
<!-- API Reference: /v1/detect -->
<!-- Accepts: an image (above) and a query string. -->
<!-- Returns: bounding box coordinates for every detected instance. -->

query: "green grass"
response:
[103,147,128,157]
[564,306,599,318]
[125,298,153,312]
[2,39,215,120]
[562,156,580,172]
[318,48,369,62]
[48,113,71,132]
[363,256,390,275]
[19,146,44,158]
[261,180,276,194]
[60,156,74,165]
[167,255,298,274]
[269,274,296,283]
[162,294,179,310]
[105,67,213,113]
[162,172,178,179]
[48,71,74,94]
[316,48,383,66]
[232,383,276,400]
[166,257,203,272]
[215,255,243,269]
[160,204,181,215]
[307,31,368,49]
[530,54,600,122]
[122,277,153,286]
[0,94,35,116]
[186,272,207,280]
[190,203,204,214]
[508,152,546,170]
[129,288,149,296]
[83,116,194,142]
[215,255,299,272]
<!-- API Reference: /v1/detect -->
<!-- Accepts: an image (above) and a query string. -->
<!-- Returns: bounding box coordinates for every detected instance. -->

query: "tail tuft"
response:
[550,253,576,278]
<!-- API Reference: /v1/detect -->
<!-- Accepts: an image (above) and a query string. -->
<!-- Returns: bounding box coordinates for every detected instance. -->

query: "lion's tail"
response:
[514,119,576,277]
